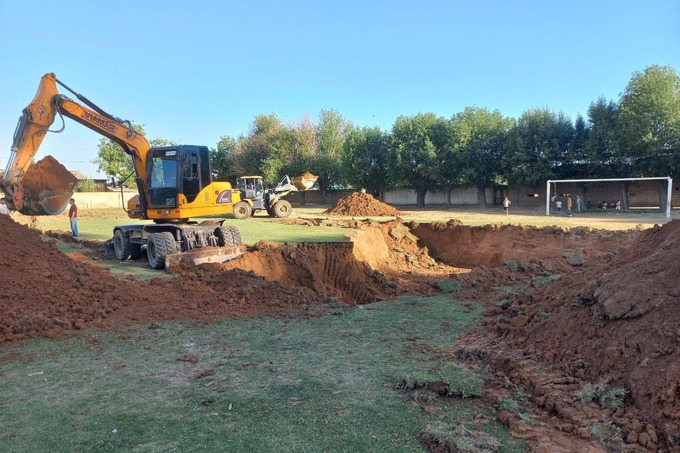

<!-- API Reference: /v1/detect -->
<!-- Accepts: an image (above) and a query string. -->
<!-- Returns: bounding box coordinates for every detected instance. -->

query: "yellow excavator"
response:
[1,73,313,269]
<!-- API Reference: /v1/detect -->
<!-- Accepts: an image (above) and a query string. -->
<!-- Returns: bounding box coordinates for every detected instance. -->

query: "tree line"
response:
[97,65,680,207]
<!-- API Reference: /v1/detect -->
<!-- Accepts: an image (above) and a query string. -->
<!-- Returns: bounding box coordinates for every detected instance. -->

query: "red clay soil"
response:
[18,156,78,215]
[474,220,680,451]
[324,192,402,216]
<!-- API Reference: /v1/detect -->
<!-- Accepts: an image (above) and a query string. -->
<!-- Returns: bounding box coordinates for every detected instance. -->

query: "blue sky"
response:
[1,0,679,178]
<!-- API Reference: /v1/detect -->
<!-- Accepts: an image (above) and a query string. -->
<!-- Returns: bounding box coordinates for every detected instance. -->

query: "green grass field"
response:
[0,296,525,453]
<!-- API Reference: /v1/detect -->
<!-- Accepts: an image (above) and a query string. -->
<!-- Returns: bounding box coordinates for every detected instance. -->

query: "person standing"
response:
[567,195,573,213]
[503,196,511,215]
[68,198,79,238]
[576,195,582,213]
[0,197,11,216]
[556,199,563,212]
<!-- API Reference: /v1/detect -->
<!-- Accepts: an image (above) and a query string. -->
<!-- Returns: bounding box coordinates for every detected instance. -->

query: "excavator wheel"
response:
[233,201,252,220]
[113,229,142,260]
[147,232,178,269]
[215,226,242,246]
[273,200,292,218]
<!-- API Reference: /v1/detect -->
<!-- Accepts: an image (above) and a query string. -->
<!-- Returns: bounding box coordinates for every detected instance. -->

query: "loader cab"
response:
[236,176,265,201]
[147,145,212,208]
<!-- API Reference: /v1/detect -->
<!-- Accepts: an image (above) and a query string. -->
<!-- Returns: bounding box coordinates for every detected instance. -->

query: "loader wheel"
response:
[215,226,242,246]
[273,200,292,218]
[113,229,142,260]
[233,201,252,219]
[147,232,177,269]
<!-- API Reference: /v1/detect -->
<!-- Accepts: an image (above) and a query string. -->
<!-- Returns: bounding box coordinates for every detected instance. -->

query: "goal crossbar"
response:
[545,177,672,218]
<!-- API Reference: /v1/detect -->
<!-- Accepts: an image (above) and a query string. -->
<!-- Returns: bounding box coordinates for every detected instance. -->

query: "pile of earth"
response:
[324,192,401,216]
[0,215,393,342]
[15,156,78,215]
[472,220,680,451]
[0,215,459,343]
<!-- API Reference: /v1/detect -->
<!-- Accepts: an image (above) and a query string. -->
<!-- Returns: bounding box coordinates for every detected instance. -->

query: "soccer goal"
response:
[545,176,672,218]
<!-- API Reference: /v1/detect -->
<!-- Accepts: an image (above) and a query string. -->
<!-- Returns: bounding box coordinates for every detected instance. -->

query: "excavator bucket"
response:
[12,156,78,215]
[291,172,318,191]
[164,245,245,273]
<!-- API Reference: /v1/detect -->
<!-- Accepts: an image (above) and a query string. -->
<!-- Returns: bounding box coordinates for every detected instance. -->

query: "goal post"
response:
[545,176,672,218]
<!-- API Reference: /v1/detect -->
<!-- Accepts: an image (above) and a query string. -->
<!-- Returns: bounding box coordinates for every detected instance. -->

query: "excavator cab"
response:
[146,145,212,208]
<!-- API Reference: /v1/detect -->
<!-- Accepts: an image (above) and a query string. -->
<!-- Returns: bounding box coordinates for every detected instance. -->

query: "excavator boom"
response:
[2,73,151,215]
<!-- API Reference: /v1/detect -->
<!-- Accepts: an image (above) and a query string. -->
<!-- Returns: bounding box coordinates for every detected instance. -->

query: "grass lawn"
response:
[0,296,526,453]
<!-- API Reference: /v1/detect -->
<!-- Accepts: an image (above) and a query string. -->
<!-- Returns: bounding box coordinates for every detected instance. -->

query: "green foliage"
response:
[505,108,576,186]
[428,278,462,293]
[341,125,391,197]
[389,113,448,206]
[504,260,518,271]
[499,397,518,412]
[210,135,239,181]
[312,109,350,192]
[588,421,623,448]
[451,107,514,206]
[77,177,97,192]
[617,65,680,178]
[575,383,627,409]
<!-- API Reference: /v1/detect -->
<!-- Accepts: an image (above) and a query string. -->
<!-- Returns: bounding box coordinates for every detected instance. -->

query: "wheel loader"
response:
[2,72,248,270]
[231,174,318,219]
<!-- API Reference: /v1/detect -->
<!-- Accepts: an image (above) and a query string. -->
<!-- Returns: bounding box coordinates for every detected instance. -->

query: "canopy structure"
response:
[545,177,672,218]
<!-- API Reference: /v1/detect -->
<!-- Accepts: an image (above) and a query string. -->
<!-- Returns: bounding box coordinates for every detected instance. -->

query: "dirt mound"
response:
[18,156,78,215]
[324,192,401,216]
[480,220,680,450]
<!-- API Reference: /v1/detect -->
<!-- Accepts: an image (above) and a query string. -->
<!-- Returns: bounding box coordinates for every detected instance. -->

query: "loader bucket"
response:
[291,172,318,191]
[164,245,245,273]
[14,156,78,215]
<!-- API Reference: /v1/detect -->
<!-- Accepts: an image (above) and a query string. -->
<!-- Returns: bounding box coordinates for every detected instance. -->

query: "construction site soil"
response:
[323,191,402,216]
[3,208,680,451]
[17,156,78,215]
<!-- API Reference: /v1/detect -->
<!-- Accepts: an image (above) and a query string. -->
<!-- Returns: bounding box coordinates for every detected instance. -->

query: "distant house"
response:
[71,171,109,192]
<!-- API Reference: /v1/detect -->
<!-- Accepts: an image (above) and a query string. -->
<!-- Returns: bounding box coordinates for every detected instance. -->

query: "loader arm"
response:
[2,73,152,216]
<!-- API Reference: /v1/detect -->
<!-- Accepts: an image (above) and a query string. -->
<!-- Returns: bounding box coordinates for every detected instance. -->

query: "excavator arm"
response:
[2,73,151,215]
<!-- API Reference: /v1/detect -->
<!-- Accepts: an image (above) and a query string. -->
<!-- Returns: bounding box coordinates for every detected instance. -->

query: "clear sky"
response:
[1,0,679,178]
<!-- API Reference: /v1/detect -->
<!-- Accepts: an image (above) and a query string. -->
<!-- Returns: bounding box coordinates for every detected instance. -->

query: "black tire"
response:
[273,200,292,218]
[215,226,242,246]
[233,201,252,219]
[113,229,142,260]
[146,231,177,269]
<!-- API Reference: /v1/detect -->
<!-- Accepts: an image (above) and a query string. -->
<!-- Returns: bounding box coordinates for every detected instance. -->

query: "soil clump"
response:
[17,156,78,215]
[324,192,401,216]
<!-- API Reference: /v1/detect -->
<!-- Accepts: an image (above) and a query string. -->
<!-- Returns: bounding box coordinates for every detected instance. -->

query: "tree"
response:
[210,135,239,181]
[616,65,680,207]
[313,109,349,199]
[94,124,177,187]
[94,123,147,186]
[505,108,575,187]
[341,126,390,198]
[389,113,444,207]
[452,107,513,207]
